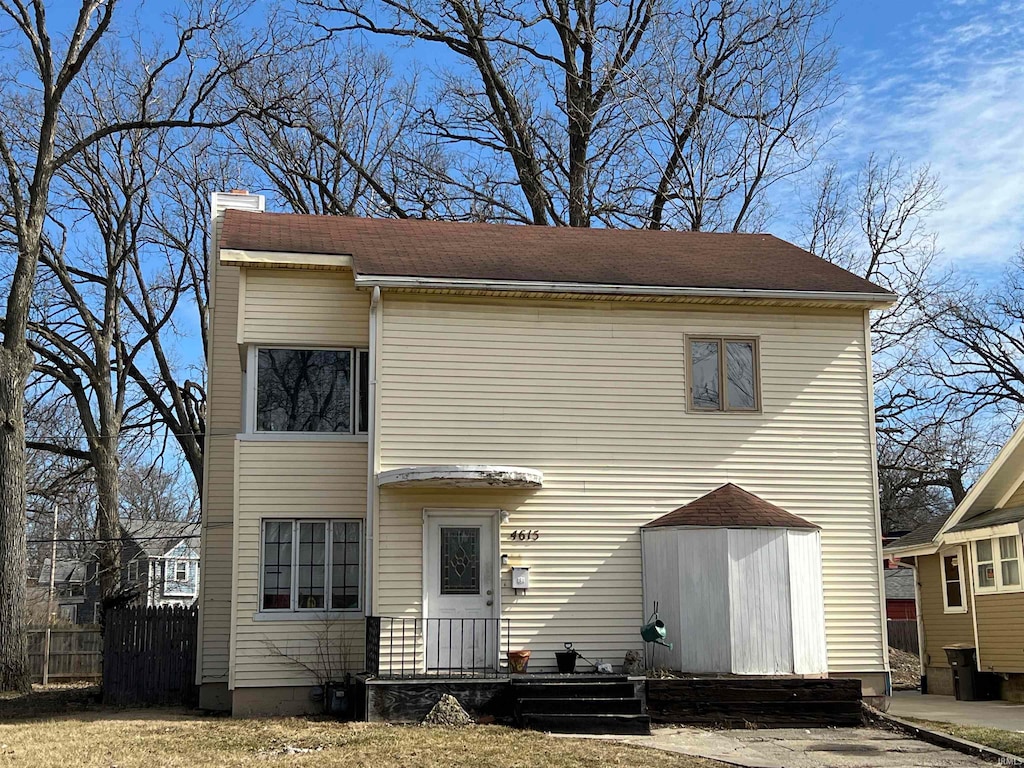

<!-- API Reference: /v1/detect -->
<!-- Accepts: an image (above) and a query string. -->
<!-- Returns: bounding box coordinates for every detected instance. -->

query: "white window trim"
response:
[972,534,1024,595]
[127,560,139,583]
[245,346,369,436]
[939,548,967,614]
[257,518,363,617]
[684,335,762,413]
[175,561,188,582]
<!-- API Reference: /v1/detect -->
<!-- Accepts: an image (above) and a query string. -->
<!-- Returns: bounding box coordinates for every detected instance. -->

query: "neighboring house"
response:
[120,519,201,609]
[885,424,1024,701]
[198,191,895,715]
[37,560,89,624]
[38,520,200,625]
[884,566,917,621]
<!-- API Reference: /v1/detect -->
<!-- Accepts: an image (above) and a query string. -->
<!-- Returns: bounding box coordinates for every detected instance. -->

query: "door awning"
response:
[377,465,543,489]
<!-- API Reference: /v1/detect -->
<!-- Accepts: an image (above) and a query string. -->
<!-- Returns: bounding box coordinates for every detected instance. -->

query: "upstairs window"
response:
[255,348,368,434]
[175,561,188,582]
[941,550,965,612]
[975,535,1023,593]
[687,337,759,412]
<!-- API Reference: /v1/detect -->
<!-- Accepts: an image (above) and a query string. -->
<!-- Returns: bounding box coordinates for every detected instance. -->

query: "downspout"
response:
[365,286,381,616]
[907,559,928,689]
[965,543,983,670]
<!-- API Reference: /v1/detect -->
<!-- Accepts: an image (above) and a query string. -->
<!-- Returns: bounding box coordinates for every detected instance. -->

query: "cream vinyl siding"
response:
[375,295,886,674]
[242,268,369,347]
[199,220,241,685]
[231,440,367,687]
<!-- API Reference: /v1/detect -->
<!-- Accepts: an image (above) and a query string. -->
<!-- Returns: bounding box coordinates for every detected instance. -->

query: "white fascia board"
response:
[220,248,353,269]
[353,273,897,306]
[944,522,1024,544]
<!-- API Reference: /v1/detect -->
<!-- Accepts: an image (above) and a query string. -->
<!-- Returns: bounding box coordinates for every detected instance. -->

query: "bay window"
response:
[261,519,362,613]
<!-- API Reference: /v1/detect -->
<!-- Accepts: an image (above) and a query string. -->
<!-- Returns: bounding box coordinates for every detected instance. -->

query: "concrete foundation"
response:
[924,666,955,696]
[1001,673,1024,703]
[198,682,231,712]
[232,685,323,717]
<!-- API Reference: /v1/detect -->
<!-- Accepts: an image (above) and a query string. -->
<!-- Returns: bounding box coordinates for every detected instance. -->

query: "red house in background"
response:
[884,565,917,620]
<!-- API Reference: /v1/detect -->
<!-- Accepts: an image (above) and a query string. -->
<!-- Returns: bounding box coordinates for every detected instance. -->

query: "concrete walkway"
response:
[890,690,1024,731]
[568,726,992,767]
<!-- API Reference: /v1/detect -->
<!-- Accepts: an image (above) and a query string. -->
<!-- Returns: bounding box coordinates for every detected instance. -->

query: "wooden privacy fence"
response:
[28,627,102,682]
[887,619,920,655]
[103,605,198,707]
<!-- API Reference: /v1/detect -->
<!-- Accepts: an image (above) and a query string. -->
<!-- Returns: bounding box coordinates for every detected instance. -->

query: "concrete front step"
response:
[521,712,652,735]
[517,696,644,715]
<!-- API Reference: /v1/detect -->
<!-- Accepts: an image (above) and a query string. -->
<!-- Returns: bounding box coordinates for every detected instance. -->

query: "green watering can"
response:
[641,602,673,649]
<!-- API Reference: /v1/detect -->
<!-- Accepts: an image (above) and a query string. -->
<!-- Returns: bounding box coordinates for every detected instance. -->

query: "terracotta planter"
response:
[507,650,531,673]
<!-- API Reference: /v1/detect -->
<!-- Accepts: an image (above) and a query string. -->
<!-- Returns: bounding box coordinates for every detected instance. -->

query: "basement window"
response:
[687,337,760,412]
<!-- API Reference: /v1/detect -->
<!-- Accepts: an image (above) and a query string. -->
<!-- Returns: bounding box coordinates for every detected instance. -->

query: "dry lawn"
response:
[0,710,723,768]
[904,717,1024,758]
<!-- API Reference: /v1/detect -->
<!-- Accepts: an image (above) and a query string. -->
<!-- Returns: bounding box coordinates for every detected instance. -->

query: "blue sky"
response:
[822,0,1024,275]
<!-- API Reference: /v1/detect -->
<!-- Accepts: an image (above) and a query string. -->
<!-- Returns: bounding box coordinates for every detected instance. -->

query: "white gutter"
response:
[365,286,381,616]
[353,274,897,306]
[906,560,928,683]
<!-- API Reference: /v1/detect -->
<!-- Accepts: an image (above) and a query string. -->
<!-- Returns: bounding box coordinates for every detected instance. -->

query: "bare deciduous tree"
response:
[301,0,838,228]
[0,0,279,691]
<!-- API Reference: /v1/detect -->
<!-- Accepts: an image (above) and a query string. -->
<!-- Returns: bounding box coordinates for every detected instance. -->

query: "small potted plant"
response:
[507,649,531,673]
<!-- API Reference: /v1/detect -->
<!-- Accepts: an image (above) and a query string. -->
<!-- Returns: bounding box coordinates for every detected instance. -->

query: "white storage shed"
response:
[641,484,829,676]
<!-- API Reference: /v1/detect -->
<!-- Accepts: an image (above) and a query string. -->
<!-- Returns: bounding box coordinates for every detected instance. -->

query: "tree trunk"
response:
[92,437,121,600]
[0,343,33,692]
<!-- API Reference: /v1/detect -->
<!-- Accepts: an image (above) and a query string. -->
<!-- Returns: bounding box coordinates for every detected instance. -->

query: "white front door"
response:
[425,513,498,672]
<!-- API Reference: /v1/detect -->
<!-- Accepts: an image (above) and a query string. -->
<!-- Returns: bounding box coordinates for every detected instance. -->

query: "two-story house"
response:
[198,191,895,716]
[39,519,200,625]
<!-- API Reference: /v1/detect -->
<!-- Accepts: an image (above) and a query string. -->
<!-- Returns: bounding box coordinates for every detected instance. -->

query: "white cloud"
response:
[835,0,1024,267]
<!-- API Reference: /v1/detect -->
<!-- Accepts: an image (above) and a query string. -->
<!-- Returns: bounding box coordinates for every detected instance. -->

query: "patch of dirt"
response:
[421,694,474,727]
[889,647,920,691]
[0,682,102,720]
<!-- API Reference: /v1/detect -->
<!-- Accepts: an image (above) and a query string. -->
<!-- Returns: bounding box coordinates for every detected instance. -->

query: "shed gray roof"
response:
[884,567,916,601]
[948,505,1024,533]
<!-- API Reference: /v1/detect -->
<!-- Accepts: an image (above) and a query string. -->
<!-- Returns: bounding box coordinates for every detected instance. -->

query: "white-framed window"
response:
[260,519,362,613]
[175,561,188,582]
[251,347,369,434]
[58,604,77,623]
[940,549,966,613]
[974,535,1023,593]
[127,560,139,583]
[686,337,760,412]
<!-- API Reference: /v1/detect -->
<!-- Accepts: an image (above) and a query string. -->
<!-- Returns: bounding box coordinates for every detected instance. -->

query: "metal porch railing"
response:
[365,616,511,679]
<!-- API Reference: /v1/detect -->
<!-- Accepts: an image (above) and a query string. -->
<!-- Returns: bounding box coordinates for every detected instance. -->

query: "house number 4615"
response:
[510,529,540,541]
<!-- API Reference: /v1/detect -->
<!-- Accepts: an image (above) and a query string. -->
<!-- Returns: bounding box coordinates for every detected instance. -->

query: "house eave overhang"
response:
[882,541,940,558]
[354,274,897,308]
[943,521,1024,544]
[220,248,353,270]
[377,465,543,489]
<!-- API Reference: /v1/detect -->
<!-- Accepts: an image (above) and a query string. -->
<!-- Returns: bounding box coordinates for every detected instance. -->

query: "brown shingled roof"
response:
[643,484,819,530]
[220,210,892,296]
